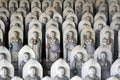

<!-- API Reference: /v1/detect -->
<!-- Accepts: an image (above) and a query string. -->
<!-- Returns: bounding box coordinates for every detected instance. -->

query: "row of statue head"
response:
[1,56,120,80]
[0,0,119,18]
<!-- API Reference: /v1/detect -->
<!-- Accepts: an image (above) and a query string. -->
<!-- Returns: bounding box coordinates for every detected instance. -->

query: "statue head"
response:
[85,16,91,22]
[0,67,9,77]
[55,2,60,8]
[67,2,71,7]
[57,67,65,77]
[86,6,91,12]
[86,31,92,38]
[67,31,74,38]
[50,31,56,38]
[75,52,83,60]
[0,53,5,61]
[23,52,30,61]
[48,10,53,17]
[0,2,5,7]
[33,31,38,39]
[69,17,74,22]
[34,2,39,7]
[54,16,59,22]
[22,2,27,8]
[98,23,104,30]
[44,2,49,8]
[115,23,120,31]
[15,23,20,28]
[11,2,16,7]
[88,66,96,76]
[13,31,19,38]
[29,66,37,76]
[43,17,48,24]
[100,51,107,60]
[105,31,111,39]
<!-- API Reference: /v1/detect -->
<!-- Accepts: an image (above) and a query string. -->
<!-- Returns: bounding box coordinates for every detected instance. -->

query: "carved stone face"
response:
[0,67,8,76]
[49,11,53,17]
[34,2,39,7]
[54,2,60,8]
[89,67,96,75]
[44,2,49,8]
[43,17,48,23]
[98,24,103,30]
[100,52,107,59]
[29,67,37,76]
[0,2,5,7]
[86,31,92,38]
[57,67,65,76]
[115,24,120,31]
[23,52,30,61]
[0,53,5,61]
[50,31,56,38]
[12,31,19,38]
[68,31,74,38]
[86,6,91,12]
[33,31,38,39]
[11,2,16,7]
[54,17,59,22]
[67,2,71,7]
[22,2,27,8]
[69,17,74,22]
[105,31,111,39]
[76,52,83,60]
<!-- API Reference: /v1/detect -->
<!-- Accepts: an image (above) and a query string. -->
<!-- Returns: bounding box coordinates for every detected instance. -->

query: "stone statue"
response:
[98,51,111,80]
[75,1,83,21]
[107,76,119,80]
[53,2,62,14]
[0,67,11,80]
[9,31,22,62]
[54,67,69,80]
[42,2,49,12]
[46,30,60,62]
[19,52,30,74]
[84,66,100,80]
[82,31,95,58]
[25,67,41,80]
[23,59,43,80]
[29,31,41,60]
[64,31,77,62]
[71,52,85,77]
[51,59,70,79]
[102,31,113,51]
[9,2,17,15]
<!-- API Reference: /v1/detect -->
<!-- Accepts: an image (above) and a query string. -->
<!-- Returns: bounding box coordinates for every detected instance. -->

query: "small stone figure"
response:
[65,31,77,62]
[9,31,22,62]
[84,66,100,80]
[71,52,85,77]
[25,67,41,80]
[54,2,62,14]
[82,31,95,58]
[46,31,60,62]
[102,31,113,52]
[30,31,41,60]
[0,67,11,80]
[9,2,17,15]
[98,51,111,80]
[19,52,30,75]
[54,67,69,80]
